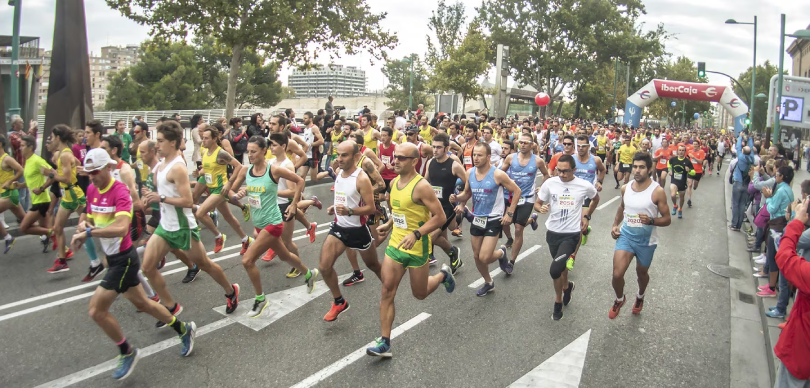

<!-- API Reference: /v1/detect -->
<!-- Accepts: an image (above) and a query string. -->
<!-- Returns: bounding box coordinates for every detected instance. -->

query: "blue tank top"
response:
[470,166,505,218]
[574,154,597,184]
[509,153,538,198]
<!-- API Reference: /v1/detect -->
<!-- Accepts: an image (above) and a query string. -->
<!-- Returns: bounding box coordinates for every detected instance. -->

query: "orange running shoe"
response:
[262,248,276,262]
[324,301,350,322]
[214,234,226,253]
[608,296,626,319]
[631,297,644,315]
[240,237,253,255]
[778,321,787,329]
[307,223,317,243]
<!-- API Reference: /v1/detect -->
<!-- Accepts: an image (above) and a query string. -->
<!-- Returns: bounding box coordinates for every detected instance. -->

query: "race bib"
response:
[247,193,262,209]
[335,191,347,206]
[623,163,630,168]
[625,214,644,227]
[204,173,213,185]
[392,212,407,229]
[381,155,390,165]
[599,145,605,152]
[432,186,443,198]
[558,194,575,210]
[464,156,472,165]
[674,173,683,180]
[136,160,143,169]
[60,188,65,197]
[473,216,487,228]
[518,197,526,205]
[691,158,698,164]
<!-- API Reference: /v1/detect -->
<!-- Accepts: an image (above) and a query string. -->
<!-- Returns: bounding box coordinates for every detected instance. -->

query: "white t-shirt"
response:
[538,176,598,234]
[395,116,407,130]
[489,140,502,166]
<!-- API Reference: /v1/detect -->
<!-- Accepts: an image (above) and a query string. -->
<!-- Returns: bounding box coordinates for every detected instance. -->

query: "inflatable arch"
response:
[623,79,749,135]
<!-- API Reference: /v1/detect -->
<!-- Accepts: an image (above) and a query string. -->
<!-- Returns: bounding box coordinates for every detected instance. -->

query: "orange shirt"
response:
[689,149,706,174]
[462,139,477,170]
[548,153,563,172]
[655,146,675,170]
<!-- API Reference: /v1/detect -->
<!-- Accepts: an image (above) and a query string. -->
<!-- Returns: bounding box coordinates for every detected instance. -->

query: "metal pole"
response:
[750,16,757,132]
[681,100,685,127]
[774,14,785,144]
[8,0,23,118]
[612,57,618,122]
[408,55,414,110]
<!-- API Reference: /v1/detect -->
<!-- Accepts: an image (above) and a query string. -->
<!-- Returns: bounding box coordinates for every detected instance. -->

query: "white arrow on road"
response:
[507,329,591,388]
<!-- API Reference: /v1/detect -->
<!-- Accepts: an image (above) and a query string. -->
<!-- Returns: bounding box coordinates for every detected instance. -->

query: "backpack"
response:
[228,129,248,155]
[730,155,752,185]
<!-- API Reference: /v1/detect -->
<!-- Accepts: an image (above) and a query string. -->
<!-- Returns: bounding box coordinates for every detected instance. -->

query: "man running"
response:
[0,135,25,252]
[424,133,466,274]
[616,134,637,187]
[536,154,600,320]
[18,135,55,252]
[297,111,324,182]
[653,138,673,187]
[686,140,705,208]
[569,134,606,269]
[366,142,456,358]
[46,124,86,273]
[609,152,671,318]
[668,145,694,219]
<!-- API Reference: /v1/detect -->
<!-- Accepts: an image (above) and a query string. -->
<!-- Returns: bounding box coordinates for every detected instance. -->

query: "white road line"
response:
[289,312,432,388]
[33,317,237,388]
[0,229,332,322]
[596,195,620,210]
[468,245,542,289]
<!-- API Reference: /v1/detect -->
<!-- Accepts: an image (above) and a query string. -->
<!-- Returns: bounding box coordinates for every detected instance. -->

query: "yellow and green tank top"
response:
[57,148,78,188]
[201,146,227,188]
[0,154,15,194]
[388,174,431,258]
[135,147,149,182]
[363,128,377,154]
[418,125,433,145]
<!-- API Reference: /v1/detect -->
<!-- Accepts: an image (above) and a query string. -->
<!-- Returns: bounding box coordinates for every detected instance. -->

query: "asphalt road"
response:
[0,168,731,388]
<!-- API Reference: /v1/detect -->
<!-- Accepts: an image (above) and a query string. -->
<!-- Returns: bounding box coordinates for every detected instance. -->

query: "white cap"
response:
[83,148,116,172]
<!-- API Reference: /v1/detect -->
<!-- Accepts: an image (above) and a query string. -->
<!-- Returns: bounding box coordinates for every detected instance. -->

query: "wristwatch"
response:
[649,217,655,226]
[160,195,166,203]
[85,227,92,237]
[507,211,514,217]
[583,214,592,221]
[413,230,422,240]
[348,208,354,216]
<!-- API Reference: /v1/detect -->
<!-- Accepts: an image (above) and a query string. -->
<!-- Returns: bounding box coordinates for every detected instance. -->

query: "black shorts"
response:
[147,209,161,229]
[655,168,668,180]
[30,202,49,217]
[99,247,141,294]
[302,158,315,168]
[513,201,534,226]
[76,175,90,197]
[546,230,580,279]
[329,223,373,251]
[671,178,687,192]
[596,153,607,163]
[50,182,61,198]
[469,217,503,237]
[277,201,296,222]
[689,172,703,182]
[618,162,632,173]
[440,205,456,231]
[130,210,146,242]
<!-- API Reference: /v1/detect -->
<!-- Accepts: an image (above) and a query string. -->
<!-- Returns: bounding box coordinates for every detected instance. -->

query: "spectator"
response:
[189,114,204,169]
[227,117,248,165]
[111,120,133,163]
[730,133,755,231]
[7,115,36,212]
[247,113,267,139]
[325,96,335,117]
[394,110,407,130]
[173,113,182,122]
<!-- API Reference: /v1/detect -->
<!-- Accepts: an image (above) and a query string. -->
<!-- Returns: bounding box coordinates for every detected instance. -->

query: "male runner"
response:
[653,137,673,187]
[595,127,609,165]
[536,154,600,320]
[46,124,86,273]
[0,135,25,252]
[366,142,456,358]
[570,134,606,268]
[424,133,466,274]
[548,135,576,175]
[378,127,398,202]
[361,114,381,155]
[686,140,705,208]
[616,134,637,187]
[482,126,503,167]
[668,145,694,219]
[18,135,55,252]
[609,152,671,318]
[297,111,324,182]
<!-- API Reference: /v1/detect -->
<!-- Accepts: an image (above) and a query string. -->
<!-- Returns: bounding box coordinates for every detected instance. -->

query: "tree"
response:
[281,86,297,99]
[733,61,781,133]
[104,69,143,111]
[383,56,433,110]
[425,0,466,71]
[106,0,397,120]
[429,22,491,112]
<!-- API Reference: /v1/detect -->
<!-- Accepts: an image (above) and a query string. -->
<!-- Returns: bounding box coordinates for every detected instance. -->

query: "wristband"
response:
[413,230,422,240]
[85,227,92,238]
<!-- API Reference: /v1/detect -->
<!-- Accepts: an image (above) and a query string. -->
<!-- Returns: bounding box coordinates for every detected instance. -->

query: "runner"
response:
[450,142,521,296]
[668,145,694,219]
[225,134,319,317]
[18,135,56,252]
[615,134,637,188]
[71,148,196,380]
[378,127,398,203]
[452,123,480,238]
[536,154,600,320]
[481,126,503,167]
[424,133,466,274]
[570,134,606,269]
[361,114,380,155]
[686,140,705,208]
[46,124,86,273]
[595,127,609,166]
[548,135,576,175]
[297,111,324,182]
[0,135,25,252]
[366,142,456,358]
[611,129,623,188]
[653,138,673,187]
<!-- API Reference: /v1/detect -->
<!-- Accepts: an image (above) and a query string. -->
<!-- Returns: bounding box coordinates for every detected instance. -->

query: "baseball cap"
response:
[83,148,116,172]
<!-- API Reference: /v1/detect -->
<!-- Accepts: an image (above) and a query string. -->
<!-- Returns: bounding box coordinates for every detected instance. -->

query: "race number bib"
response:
[691,158,698,165]
[392,212,407,229]
[432,186,443,198]
[623,164,630,169]
[625,214,643,227]
[204,173,213,185]
[558,194,575,210]
[600,145,605,152]
[136,160,143,169]
[473,216,487,228]
[60,188,65,197]
[335,191,347,206]
[674,173,683,180]
[464,156,472,165]
[517,197,526,205]
[247,193,262,209]
[381,155,390,165]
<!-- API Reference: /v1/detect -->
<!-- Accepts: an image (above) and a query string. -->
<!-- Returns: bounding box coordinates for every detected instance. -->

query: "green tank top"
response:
[245,163,282,228]
[144,170,160,212]
[613,140,622,151]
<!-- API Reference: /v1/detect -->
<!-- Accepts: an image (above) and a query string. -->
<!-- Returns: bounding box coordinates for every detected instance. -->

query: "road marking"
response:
[596,195,620,210]
[507,329,591,387]
[33,317,237,388]
[468,245,542,289]
[0,229,332,322]
[290,312,431,388]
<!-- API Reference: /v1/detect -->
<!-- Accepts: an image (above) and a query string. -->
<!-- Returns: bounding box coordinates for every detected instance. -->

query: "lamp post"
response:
[7,0,23,119]
[774,15,810,143]
[401,54,415,110]
[725,17,758,131]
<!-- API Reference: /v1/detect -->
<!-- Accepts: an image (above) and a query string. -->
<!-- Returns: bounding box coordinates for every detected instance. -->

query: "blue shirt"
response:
[733,135,755,183]
[767,182,794,218]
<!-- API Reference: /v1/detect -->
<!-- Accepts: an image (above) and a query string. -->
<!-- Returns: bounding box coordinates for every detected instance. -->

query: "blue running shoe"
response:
[4,236,15,254]
[766,309,786,318]
[678,210,683,219]
[476,282,495,297]
[180,321,197,357]
[112,348,139,380]
[440,264,455,293]
[671,205,678,216]
[497,245,512,275]
[366,337,392,358]
[529,213,539,231]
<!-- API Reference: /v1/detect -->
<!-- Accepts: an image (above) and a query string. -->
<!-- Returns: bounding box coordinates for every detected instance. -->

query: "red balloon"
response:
[535,92,550,106]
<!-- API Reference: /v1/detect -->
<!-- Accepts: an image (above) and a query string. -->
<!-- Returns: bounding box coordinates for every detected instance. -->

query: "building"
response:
[788,25,810,77]
[89,45,139,109]
[288,64,367,98]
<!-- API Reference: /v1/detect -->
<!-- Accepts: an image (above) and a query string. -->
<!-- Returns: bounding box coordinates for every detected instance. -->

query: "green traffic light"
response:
[745,118,751,125]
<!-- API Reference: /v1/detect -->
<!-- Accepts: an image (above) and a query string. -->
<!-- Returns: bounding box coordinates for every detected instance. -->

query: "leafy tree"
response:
[106,0,397,120]
[383,56,433,110]
[733,61,781,133]
[425,0,466,71]
[281,86,297,99]
[429,22,491,112]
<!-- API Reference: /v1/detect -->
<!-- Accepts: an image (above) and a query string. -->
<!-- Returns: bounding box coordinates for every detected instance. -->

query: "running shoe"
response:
[552,302,563,321]
[497,245,512,275]
[505,238,514,248]
[156,303,183,328]
[766,309,786,318]
[240,237,253,255]
[179,321,197,357]
[247,298,269,318]
[324,301,350,322]
[47,258,69,273]
[449,246,463,275]
[225,283,240,314]
[563,281,575,306]
[40,235,49,253]
[476,282,495,297]
[286,267,301,278]
[757,288,777,297]
[440,264,455,293]
[343,272,364,286]
[210,210,219,228]
[429,254,437,265]
[305,269,320,294]
[566,256,575,271]
[451,228,463,238]
[65,249,74,259]
[4,236,15,254]
[156,257,166,270]
[366,338,392,358]
[262,248,276,262]
[759,284,771,291]
[687,199,692,208]
[529,213,539,231]
[581,226,591,246]
[307,223,317,243]
[677,210,683,219]
[137,294,161,313]
[182,265,200,283]
[214,234,226,253]
[671,205,678,215]
[312,196,322,210]
[608,296,626,319]
[631,297,644,314]
[112,348,140,380]
[81,264,105,282]
[242,203,251,221]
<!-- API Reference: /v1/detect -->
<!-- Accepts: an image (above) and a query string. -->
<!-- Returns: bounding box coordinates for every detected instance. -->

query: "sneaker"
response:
[563,281,575,306]
[47,259,69,273]
[112,348,140,380]
[40,235,49,253]
[687,199,692,208]
[179,321,197,356]
[449,246,463,274]
[182,265,200,283]
[65,249,74,260]
[678,210,683,219]
[247,298,269,318]
[552,302,563,321]
[529,213,539,231]
[366,338,392,358]
[305,269,320,294]
[758,284,771,291]
[306,223,317,243]
[81,264,105,282]
[4,236,15,254]
[210,210,219,228]
[757,288,777,297]
[214,234,226,253]
[754,255,766,265]
[156,303,183,328]
[429,254,437,265]
[225,283,240,314]
[286,267,301,278]
[631,297,644,314]
[312,196,322,210]
[505,238,514,248]
[476,282,495,297]
[497,246,512,275]
[671,205,678,215]
[609,296,626,319]
[156,257,166,270]
[324,301,350,322]
[566,256,575,271]
[440,264,455,293]
[766,309,786,318]
[581,226,591,246]
[242,203,251,222]
[240,237,253,255]
[343,272,364,286]
[451,228,463,238]
[262,248,276,262]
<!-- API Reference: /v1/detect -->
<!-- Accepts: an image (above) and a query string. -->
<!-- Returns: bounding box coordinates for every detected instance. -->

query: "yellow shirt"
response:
[618,144,638,164]
[135,147,149,182]
[57,147,78,188]
[0,154,15,193]
[388,175,431,259]
[596,136,608,154]
[363,128,377,154]
[201,146,227,188]
[419,125,433,145]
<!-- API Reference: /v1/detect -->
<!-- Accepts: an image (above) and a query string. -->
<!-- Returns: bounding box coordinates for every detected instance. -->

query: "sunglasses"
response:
[88,169,102,176]
[577,144,589,148]
[518,140,531,144]
[406,132,416,136]
[562,142,574,146]
[556,168,573,174]
[394,155,416,161]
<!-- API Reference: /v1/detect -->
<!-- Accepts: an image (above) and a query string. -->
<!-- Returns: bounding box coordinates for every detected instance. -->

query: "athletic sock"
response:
[255,294,265,302]
[241,235,248,243]
[305,269,312,280]
[510,260,515,265]
[215,233,222,240]
[334,296,345,305]
[353,270,363,277]
[616,296,625,303]
[637,293,644,299]
[86,238,100,267]
[381,336,391,346]
[170,317,185,335]
[116,338,131,355]
[4,234,11,241]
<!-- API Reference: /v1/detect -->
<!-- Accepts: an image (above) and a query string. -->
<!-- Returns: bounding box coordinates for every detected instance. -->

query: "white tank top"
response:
[157,155,197,231]
[303,126,314,157]
[620,180,660,246]
[111,160,124,182]
[275,158,294,205]
[333,167,363,227]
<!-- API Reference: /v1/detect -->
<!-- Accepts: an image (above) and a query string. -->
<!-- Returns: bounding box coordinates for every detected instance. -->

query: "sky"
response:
[1,0,809,97]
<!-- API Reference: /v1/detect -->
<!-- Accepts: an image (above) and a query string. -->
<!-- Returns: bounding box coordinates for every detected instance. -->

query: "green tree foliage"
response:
[645,56,712,125]
[383,56,433,110]
[106,0,397,119]
[429,22,491,112]
[425,0,466,71]
[733,61,781,133]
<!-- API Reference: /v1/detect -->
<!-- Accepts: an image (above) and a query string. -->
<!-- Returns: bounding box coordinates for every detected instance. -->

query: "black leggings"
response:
[546,230,580,280]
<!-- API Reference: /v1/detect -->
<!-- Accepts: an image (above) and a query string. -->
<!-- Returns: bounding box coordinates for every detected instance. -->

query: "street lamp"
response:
[725,17,758,130]
[7,0,23,118]
[775,15,810,143]
[401,55,415,110]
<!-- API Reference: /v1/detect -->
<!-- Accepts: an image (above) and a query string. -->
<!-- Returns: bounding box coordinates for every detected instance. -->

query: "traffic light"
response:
[744,113,751,126]
[697,62,706,78]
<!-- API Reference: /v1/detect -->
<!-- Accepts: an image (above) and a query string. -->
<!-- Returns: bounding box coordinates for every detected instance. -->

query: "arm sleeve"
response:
[776,220,810,291]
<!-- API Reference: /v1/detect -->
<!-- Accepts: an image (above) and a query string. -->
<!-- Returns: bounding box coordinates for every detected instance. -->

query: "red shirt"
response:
[8,129,35,168]
[775,220,810,379]
[378,142,397,180]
